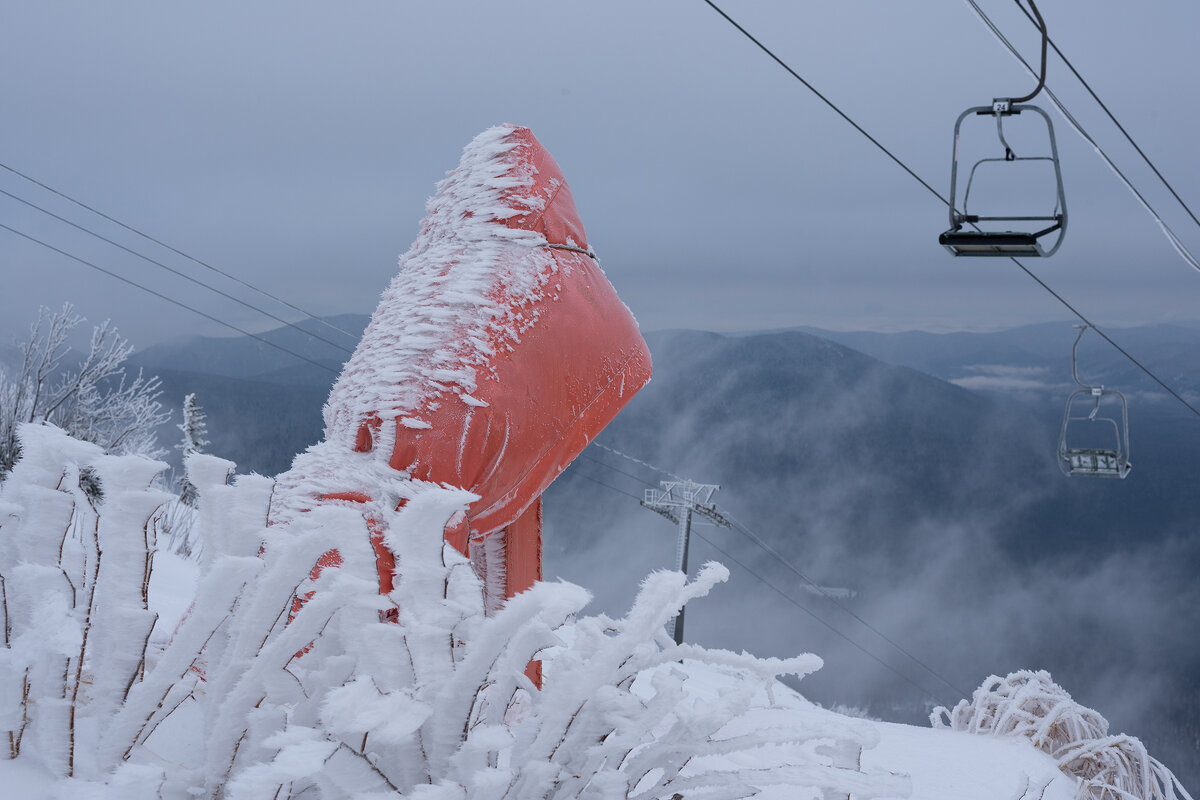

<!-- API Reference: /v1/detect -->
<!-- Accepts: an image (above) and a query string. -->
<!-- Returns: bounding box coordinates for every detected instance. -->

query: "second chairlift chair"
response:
[1058,325,1131,479]
[940,0,1067,257]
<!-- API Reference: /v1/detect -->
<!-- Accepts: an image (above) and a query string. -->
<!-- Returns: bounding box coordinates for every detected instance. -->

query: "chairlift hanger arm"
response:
[1008,0,1046,106]
[1070,324,1096,389]
[985,0,1046,118]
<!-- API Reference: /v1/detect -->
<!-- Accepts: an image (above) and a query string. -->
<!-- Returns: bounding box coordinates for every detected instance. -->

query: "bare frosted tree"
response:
[0,303,169,477]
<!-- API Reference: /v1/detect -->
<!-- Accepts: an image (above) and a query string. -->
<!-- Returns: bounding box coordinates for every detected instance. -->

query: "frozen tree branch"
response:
[0,304,169,478]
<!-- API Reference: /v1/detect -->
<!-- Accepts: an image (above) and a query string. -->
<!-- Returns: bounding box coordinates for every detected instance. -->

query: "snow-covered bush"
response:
[174,445,904,799]
[932,670,1193,800]
[0,423,168,778]
[0,426,908,799]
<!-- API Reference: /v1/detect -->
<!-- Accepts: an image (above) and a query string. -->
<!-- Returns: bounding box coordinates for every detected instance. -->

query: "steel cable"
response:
[0,221,340,375]
[701,0,1200,422]
[570,463,960,706]
[1011,0,1200,235]
[0,160,360,342]
[963,0,1200,276]
[0,186,355,355]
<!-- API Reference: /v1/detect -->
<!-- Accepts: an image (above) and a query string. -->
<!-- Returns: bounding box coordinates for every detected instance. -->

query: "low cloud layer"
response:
[951,364,1061,392]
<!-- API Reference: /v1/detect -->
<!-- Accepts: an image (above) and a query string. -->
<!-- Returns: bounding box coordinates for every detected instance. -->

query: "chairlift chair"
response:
[1057,326,1131,478]
[939,0,1067,257]
[940,101,1067,257]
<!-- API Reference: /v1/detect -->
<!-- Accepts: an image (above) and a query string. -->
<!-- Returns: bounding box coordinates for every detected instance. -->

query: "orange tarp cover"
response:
[317,125,651,619]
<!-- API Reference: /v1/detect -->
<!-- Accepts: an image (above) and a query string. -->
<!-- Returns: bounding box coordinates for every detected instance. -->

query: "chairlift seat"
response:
[1062,447,1128,478]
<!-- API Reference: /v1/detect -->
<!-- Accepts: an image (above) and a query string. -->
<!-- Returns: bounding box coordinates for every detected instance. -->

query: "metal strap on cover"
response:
[542,242,598,260]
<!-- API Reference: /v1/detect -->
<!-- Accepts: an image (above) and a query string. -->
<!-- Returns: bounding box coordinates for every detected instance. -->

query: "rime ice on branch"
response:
[0,304,167,477]
[933,670,1194,800]
[175,393,209,507]
[0,423,168,779]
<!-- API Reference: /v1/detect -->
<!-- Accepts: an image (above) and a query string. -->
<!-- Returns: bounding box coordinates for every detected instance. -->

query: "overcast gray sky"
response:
[2,1,1199,350]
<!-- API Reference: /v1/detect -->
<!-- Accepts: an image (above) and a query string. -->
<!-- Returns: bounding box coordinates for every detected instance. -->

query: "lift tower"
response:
[642,480,732,645]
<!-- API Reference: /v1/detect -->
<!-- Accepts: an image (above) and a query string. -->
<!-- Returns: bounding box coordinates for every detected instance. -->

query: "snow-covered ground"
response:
[638,658,1075,800]
[866,721,1074,800]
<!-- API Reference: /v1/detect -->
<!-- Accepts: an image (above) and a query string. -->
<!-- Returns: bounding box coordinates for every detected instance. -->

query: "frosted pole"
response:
[641,479,731,646]
[669,505,693,645]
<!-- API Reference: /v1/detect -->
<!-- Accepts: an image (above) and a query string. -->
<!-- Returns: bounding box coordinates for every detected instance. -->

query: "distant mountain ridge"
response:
[790,323,1200,408]
[129,313,368,381]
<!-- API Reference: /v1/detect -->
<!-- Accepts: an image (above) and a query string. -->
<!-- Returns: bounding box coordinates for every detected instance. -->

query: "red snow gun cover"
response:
[323,124,652,551]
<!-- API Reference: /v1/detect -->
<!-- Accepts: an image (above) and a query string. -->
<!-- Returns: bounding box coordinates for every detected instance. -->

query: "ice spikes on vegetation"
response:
[0,424,902,799]
[322,124,561,449]
[933,670,1194,800]
[0,423,169,780]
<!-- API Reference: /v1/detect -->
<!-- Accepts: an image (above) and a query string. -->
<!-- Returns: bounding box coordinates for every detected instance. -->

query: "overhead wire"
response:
[698,0,951,208]
[958,1,1200,418]
[0,221,341,376]
[1011,0,1200,234]
[592,0,1200,697]
[575,451,966,705]
[722,511,969,700]
[0,160,360,342]
[568,468,646,503]
[699,0,1200,422]
[1008,258,1200,417]
[0,186,355,356]
[591,441,692,483]
[695,521,959,707]
[577,452,658,488]
[962,0,1200,276]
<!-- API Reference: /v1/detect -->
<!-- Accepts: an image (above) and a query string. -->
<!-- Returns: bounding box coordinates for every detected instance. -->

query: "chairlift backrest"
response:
[940,103,1067,258]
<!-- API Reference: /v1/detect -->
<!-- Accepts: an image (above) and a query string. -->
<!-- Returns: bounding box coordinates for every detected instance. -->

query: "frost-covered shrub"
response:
[205,460,904,800]
[0,423,167,779]
[932,670,1193,800]
[1,427,909,800]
